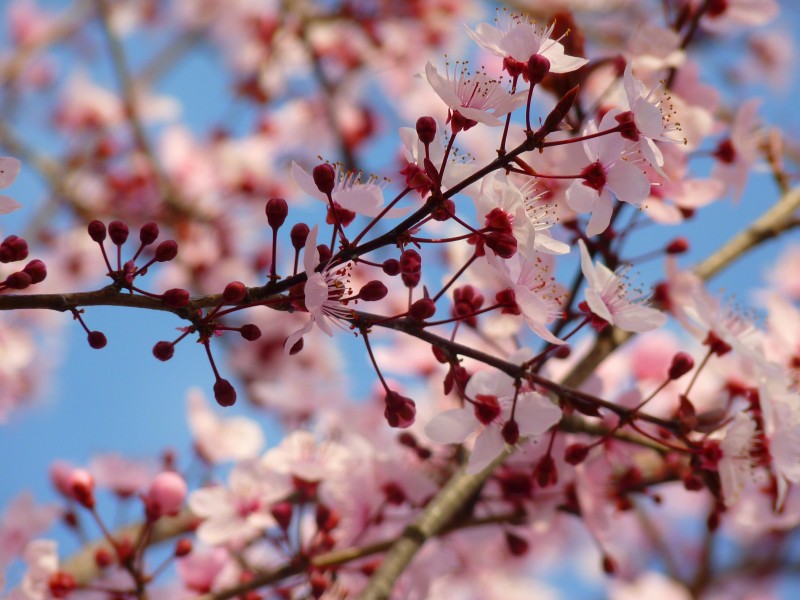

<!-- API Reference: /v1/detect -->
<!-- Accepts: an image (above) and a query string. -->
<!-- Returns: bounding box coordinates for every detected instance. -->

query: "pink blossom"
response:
[578,240,666,333]
[425,350,562,474]
[176,546,238,594]
[719,412,758,507]
[0,157,21,215]
[700,0,778,32]
[710,98,763,202]
[465,15,588,74]
[566,116,651,237]
[0,493,59,569]
[145,472,188,519]
[17,539,60,600]
[187,388,264,464]
[425,61,527,129]
[89,454,155,498]
[284,225,354,353]
[261,430,352,483]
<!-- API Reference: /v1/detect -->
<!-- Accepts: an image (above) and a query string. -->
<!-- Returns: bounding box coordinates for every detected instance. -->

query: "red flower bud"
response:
[668,352,695,380]
[95,548,114,568]
[409,297,436,321]
[153,341,175,361]
[0,235,28,263]
[484,231,517,258]
[666,238,690,255]
[540,85,579,137]
[382,258,400,276]
[48,572,77,598]
[502,419,520,445]
[399,249,422,288]
[564,443,590,465]
[161,288,190,308]
[358,280,388,302]
[315,503,340,532]
[69,469,95,509]
[108,220,129,246]
[312,163,336,195]
[155,240,179,262]
[87,220,107,243]
[266,197,289,229]
[223,281,247,303]
[415,116,437,144]
[24,259,47,284]
[384,391,416,428]
[4,270,32,289]
[526,53,551,84]
[174,539,192,557]
[240,324,261,341]
[291,223,310,251]
[533,454,558,488]
[87,331,107,349]
[139,222,159,246]
[214,378,237,407]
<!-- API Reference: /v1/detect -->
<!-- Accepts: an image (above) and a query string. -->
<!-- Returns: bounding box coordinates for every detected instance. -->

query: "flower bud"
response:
[666,237,690,254]
[95,548,114,568]
[484,231,517,259]
[526,53,551,85]
[0,235,28,263]
[87,220,107,243]
[174,539,192,557]
[291,223,310,251]
[240,324,261,341]
[108,220,129,246]
[24,259,47,284]
[409,297,436,321]
[69,469,95,509]
[317,244,332,265]
[540,85,579,137]
[315,504,340,532]
[87,331,107,349]
[155,240,179,262]
[161,288,190,308]
[384,391,416,428]
[358,280,388,302]
[139,222,159,246]
[222,281,247,304]
[153,341,175,361]
[415,116,437,144]
[502,419,520,445]
[145,472,187,520]
[266,197,289,229]
[668,352,695,380]
[399,249,421,288]
[4,270,31,289]
[214,378,237,407]
[382,258,400,276]
[564,443,590,465]
[533,454,558,488]
[312,163,336,195]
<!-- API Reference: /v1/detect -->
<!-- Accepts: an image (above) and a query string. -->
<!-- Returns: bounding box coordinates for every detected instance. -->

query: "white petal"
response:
[0,157,21,188]
[303,225,319,275]
[612,304,667,332]
[425,408,476,444]
[515,392,562,436]
[303,273,328,314]
[578,239,600,290]
[467,426,506,474]
[425,62,462,108]
[585,192,613,237]
[607,160,650,205]
[566,180,597,214]
[0,195,21,214]
[283,318,314,355]
[291,161,326,202]
[585,286,614,323]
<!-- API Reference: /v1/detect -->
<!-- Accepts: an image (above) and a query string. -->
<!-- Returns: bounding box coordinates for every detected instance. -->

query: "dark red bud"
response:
[554,345,571,359]
[666,237,690,254]
[502,419,520,445]
[161,288,190,308]
[289,337,304,355]
[48,572,77,598]
[108,220,129,246]
[271,501,293,530]
[382,258,400,276]
[174,539,192,557]
[527,54,551,85]
[223,281,247,303]
[534,454,558,488]
[416,116,437,144]
[24,259,47,284]
[540,85,579,136]
[399,249,422,288]
[602,554,618,575]
[266,197,289,229]
[4,270,32,289]
[505,532,529,556]
[87,331,107,349]
[153,341,175,361]
[312,164,336,195]
[409,297,436,321]
[290,223,310,251]
[155,240,178,262]
[317,244,332,265]
[384,391,416,428]
[139,222,159,246]
[87,220,107,243]
[315,504,340,532]
[94,548,113,568]
[213,378,237,407]
[0,235,28,263]
[240,324,261,341]
[564,443,590,465]
[485,232,518,258]
[668,352,695,380]
[359,280,388,302]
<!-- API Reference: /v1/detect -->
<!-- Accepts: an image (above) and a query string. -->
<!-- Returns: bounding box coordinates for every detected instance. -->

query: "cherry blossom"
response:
[187,388,264,463]
[0,493,58,570]
[711,98,763,202]
[0,157,21,215]
[718,411,758,507]
[426,350,562,474]
[566,115,651,237]
[424,61,527,130]
[465,14,588,75]
[578,240,666,333]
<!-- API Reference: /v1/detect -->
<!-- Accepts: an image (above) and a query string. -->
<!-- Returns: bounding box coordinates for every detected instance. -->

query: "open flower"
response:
[466,15,587,76]
[0,157,21,215]
[566,115,651,237]
[284,225,354,354]
[291,161,409,218]
[578,240,666,333]
[425,61,527,130]
[425,351,562,474]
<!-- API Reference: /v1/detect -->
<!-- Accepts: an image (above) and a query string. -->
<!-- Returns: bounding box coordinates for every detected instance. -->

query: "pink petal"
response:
[566,180,597,214]
[585,286,614,324]
[585,191,613,237]
[0,157,21,188]
[283,318,314,355]
[291,161,326,202]
[467,426,505,474]
[607,160,650,205]
[514,392,562,436]
[612,303,667,333]
[425,408,476,444]
[0,195,21,214]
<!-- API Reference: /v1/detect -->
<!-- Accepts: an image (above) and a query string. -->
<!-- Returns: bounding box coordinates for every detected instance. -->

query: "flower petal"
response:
[467,426,506,474]
[515,392,562,436]
[0,157,21,188]
[425,408,476,444]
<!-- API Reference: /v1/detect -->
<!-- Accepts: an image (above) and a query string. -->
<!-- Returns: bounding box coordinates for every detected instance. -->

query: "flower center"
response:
[580,161,607,192]
[474,394,501,425]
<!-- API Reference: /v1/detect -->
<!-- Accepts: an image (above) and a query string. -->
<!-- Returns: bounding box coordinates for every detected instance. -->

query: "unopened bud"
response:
[409,297,436,321]
[358,280,388,302]
[87,331,107,349]
[416,116,437,144]
[155,240,178,262]
[222,281,247,304]
[161,288,190,308]
[384,391,416,428]
[240,324,261,341]
[272,502,293,530]
[526,53,551,84]
[484,231,517,258]
[108,220,129,246]
[290,223,310,251]
[139,222,159,246]
[4,270,31,289]
[540,85,579,136]
[312,163,336,195]
[399,249,422,288]
[175,539,192,557]
[214,378,236,407]
[382,258,400,276]
[501,419,520,445]
[145,472,187,519]
[666,237,689,254]
[564,443,590,465]
[505,532,529,556]
[69,469,95,509]
[0,235,28,263]
[266,197,288,229]
[87,220,107,243]
[668,352,695,380]
[24,259,47,284]
[153,341,175,361]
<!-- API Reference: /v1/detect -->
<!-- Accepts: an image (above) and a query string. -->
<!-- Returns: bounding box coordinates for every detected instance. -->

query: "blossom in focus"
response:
[426,350,562,474]
[0,157,21,215]
[578,240,666,333]
[284,225,355,354]
[566,115,651,237]
[465,15,588,75]
[425,61,527,130]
